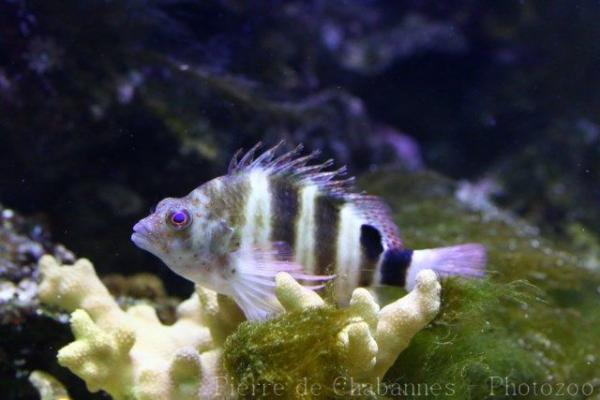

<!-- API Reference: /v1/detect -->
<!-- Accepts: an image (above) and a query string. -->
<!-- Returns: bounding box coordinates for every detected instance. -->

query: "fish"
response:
[131,142,486,320]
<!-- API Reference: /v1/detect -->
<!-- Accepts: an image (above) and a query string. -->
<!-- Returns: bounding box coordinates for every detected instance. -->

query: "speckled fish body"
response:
[197,167,385,302]
[132,142,486,320]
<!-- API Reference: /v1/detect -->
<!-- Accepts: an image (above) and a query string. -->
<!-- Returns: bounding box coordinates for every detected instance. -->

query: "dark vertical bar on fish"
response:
[314,195,341,275]
[269,175,300,251]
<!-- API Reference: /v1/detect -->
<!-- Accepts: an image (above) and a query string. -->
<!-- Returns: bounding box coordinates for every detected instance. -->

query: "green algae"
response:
[369,171,600,399]
[223,306,359,399]
[223,170,600,399]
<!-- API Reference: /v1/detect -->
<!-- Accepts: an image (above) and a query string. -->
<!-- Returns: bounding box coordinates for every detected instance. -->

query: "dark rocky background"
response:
[2,0,599,285]
[0,1,599,397]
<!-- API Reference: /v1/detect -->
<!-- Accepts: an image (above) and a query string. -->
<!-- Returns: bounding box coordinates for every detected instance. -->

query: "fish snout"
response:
[133,220,151,235]
[131,218,155,250]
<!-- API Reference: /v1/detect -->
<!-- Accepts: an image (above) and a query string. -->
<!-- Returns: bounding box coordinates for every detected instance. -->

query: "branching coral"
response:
[38,255,228,400]
[29,370,71,400]
[275,271,441,381]
[38,255,441,399]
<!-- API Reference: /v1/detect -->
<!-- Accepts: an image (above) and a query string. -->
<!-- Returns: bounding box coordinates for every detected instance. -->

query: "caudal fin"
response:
[405,243,486,290]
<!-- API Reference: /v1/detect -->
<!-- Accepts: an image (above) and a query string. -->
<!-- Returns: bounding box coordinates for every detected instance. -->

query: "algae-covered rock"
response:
[367,171,600,399]
[221,170,600,399]
[223,270,441,399]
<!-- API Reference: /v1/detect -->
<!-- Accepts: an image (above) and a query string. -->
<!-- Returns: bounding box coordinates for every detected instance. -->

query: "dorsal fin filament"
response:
[227,141,355,198]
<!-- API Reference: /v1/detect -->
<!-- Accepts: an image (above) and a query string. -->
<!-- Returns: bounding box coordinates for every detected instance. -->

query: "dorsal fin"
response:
[227,141,355,198]
[228,142,403,250]
[348,194,403,250]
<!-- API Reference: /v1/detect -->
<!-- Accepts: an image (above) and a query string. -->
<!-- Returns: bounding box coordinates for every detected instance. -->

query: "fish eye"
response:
[167,209,192,230]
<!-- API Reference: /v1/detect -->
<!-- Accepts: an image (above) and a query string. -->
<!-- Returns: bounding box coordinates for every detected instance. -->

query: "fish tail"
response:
[379,243,486,290]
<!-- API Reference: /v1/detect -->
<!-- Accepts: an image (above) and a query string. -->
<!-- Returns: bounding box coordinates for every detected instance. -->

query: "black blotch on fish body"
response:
[360,224,384,261]
[379,248,413,286]
[358,224,383,286]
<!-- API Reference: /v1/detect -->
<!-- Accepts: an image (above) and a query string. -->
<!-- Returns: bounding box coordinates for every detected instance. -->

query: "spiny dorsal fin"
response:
[227,142,402,249]
[227,141,355,197]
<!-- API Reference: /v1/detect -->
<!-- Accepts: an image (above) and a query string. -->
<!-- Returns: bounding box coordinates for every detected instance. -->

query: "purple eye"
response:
[172,212,186,224]
[167,209,192,230]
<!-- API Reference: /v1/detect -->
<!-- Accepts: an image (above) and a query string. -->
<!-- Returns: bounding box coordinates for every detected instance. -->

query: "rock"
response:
[0,204,96,399]
[492,118,600,243]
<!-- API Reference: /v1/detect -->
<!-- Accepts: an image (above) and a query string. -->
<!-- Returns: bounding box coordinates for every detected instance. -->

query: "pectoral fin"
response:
[229,242,335,321]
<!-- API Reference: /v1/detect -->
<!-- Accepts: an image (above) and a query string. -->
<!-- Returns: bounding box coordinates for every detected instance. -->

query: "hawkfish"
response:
[131,142,486,320]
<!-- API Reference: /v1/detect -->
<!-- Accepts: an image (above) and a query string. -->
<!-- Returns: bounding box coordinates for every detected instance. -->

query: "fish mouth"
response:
[131,232,150,249]
[131,221,153,251]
